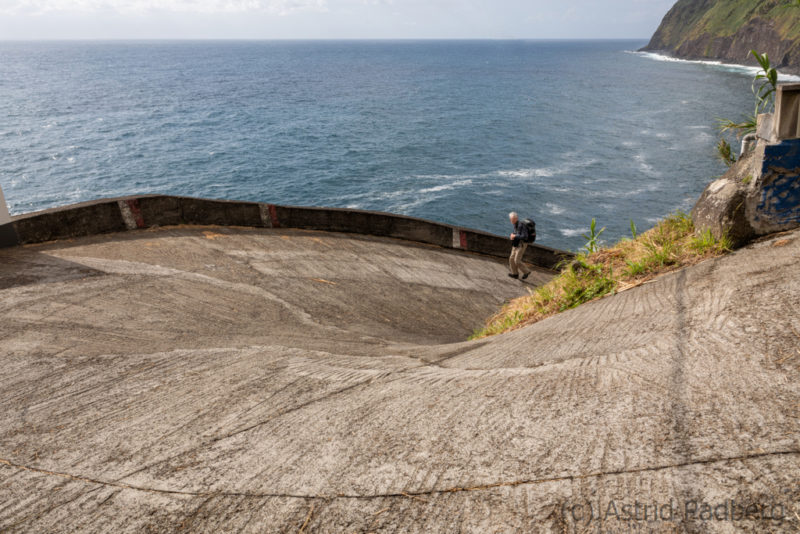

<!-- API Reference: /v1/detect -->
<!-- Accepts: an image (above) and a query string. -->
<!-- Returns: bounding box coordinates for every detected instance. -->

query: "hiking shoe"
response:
[507,274,518,279]
[521,272,530,280]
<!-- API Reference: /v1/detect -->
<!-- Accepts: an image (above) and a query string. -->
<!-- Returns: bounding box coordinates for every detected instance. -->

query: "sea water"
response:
[0,40,774,250]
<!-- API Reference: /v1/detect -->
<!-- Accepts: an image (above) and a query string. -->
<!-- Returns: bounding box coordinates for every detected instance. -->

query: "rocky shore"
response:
[642,0,800,75]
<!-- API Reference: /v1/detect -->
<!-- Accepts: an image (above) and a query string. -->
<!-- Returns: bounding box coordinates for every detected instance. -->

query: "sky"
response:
[0,0,677,40]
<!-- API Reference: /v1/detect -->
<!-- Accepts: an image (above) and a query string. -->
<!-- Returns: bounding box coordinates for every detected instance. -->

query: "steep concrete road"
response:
[0,226,799,533]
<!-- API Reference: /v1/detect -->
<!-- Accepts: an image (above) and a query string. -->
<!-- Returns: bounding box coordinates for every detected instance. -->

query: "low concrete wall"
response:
[6,195,572,270]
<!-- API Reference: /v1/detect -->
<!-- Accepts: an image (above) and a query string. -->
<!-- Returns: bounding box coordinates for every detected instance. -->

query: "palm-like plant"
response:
[715,49,780,164]
[751,50,779,116]
[717,115,757,137]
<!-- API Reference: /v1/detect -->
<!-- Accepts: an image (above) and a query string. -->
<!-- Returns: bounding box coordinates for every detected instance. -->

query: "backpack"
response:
[522,218,536,243]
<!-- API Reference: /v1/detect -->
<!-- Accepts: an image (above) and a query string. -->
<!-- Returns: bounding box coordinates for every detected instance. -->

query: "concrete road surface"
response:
[1,226,799,533]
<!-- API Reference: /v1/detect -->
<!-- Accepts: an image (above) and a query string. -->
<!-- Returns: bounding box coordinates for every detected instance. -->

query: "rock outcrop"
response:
[643,0,800,74]
[691,152,755,247]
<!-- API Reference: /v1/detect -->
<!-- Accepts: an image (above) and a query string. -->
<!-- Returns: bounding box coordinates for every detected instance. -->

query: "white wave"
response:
[497,168,555,179]
[418,179,473,194]
[417,167,554,180]
[560,228,586,237]
[545,202,565,215]
[336,190,405,203]
[372,190,406,201]
[418,185,451,193]
[498,157,598,181]
[393,195,440,212]
[633,153,661,177]
[632,51,800,82]
[639,162,656,175]
[617,185,659,198]
[413,157,599,185]
[413,173,475,180]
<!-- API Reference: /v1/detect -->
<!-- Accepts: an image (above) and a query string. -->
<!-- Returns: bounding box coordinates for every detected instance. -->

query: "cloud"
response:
[0,0,328,16]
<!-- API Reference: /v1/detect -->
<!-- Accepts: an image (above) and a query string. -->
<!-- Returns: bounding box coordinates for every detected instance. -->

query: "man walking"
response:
[508,212,531,280]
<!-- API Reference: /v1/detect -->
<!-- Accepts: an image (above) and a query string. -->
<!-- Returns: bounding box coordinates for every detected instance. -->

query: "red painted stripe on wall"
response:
[268,204,281,228]
[126,199,145,228]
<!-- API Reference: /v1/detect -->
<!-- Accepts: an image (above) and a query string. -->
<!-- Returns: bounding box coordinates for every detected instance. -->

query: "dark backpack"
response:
[522,218,536,243]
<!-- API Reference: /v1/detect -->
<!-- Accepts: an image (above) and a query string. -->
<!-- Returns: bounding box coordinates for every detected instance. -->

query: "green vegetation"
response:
[752,50,779,114]
[717,117,757,140]
[716,50,779,164]
[649,0,800,53]
[581,218,605,254]
[717,138,738,167]
[470,213,731,340]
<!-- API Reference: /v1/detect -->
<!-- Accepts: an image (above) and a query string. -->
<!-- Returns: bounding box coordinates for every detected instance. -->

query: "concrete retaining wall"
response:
[4,195,572,270]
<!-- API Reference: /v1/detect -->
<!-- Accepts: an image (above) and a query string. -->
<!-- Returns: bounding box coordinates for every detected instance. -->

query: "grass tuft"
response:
[470,212,731,340]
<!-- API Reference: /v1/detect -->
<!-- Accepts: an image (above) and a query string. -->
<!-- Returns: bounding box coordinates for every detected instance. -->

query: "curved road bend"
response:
[1,226,799,533]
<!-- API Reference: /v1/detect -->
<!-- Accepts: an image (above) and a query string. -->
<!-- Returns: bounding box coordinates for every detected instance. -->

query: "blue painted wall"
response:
[756,139,800,227]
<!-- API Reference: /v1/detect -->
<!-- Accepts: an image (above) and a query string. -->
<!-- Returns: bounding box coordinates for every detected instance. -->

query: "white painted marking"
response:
[452,228,461,249]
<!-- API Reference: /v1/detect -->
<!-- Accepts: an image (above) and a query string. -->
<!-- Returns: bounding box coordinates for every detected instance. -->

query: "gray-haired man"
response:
[508,212,531,280]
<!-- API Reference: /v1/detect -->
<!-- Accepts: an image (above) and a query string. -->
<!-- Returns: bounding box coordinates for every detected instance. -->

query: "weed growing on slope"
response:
[470,212,732,339]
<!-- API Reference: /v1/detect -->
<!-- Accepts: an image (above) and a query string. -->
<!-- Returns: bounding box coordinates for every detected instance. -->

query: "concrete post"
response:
[773,83,800,141]
[0,184,19,248]
[740,133,757,157]
[0,184,10,225]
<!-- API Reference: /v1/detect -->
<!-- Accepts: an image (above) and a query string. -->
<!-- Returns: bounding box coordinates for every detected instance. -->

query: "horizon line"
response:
[0,37,650,43]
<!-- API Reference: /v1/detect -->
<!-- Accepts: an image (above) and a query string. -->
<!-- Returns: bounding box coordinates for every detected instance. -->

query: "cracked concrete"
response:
[1,225,799,533]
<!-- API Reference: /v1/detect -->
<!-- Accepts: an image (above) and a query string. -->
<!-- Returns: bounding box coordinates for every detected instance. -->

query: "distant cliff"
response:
[642,0,800,74]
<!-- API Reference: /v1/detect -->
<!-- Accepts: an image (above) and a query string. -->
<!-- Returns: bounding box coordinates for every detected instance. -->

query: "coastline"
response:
[632,49,800,80]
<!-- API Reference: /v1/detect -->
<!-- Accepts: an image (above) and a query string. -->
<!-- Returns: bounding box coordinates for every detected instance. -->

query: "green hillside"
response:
[644,0,800,72]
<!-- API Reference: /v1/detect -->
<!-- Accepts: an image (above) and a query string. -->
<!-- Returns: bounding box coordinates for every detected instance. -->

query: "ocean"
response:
[0,40,776,250]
